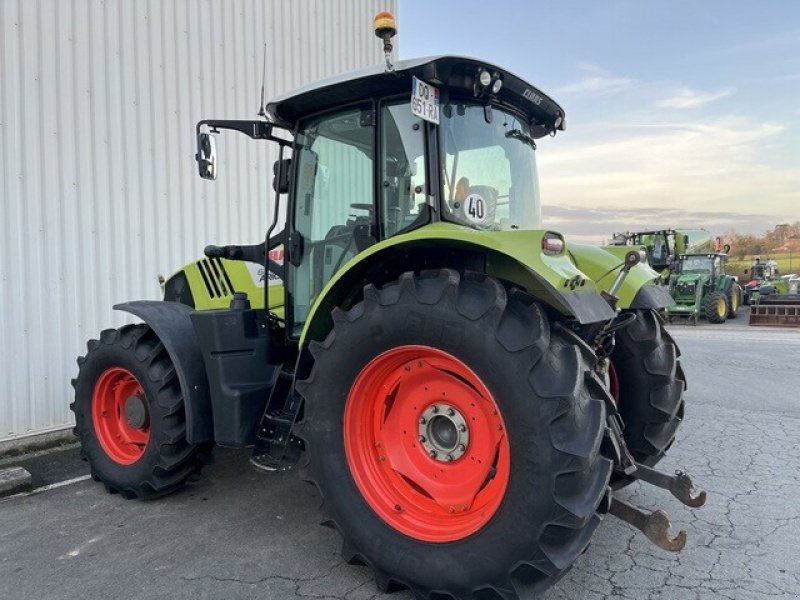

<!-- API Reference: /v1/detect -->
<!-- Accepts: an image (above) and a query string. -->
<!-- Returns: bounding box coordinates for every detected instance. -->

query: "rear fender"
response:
[568,243,673,310]
[114,301,213,444]
[299,224,617,345]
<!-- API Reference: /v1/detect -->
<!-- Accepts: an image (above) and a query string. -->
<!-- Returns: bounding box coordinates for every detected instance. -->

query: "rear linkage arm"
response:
[594,249,707,552]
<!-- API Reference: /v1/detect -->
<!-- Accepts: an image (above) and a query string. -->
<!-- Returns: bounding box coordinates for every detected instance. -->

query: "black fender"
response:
[629,284,675,310]
[114,301,213,444]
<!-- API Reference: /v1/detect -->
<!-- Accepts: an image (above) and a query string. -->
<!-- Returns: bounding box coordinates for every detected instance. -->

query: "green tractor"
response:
[667,253,742,324]
[608,228,712,281]
[70,14,705,600]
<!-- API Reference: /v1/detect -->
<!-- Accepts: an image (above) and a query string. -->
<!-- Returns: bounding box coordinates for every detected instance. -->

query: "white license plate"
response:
[411,76,440,125]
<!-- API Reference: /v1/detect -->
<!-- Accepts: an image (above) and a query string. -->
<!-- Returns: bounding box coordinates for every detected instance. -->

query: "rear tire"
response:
[727,284,741,318]
[611,310,686,471]
[71,325,209,499]
[705,290,727,323]
[298,270,612,599]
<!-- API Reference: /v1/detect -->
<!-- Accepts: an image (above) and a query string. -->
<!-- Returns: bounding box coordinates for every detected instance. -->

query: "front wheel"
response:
[298,270,612,599]
[71,325,209,499]
[705,290,728,323]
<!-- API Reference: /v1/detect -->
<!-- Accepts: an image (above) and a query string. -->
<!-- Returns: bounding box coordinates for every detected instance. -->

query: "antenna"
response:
[257,43,267,117]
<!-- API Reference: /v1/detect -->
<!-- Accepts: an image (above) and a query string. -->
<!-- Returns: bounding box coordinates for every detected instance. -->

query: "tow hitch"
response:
[609,497,687,551]
[604,429,707,551]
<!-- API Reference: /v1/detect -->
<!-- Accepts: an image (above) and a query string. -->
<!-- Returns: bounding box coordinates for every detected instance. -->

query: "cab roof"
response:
[266,55,565,138]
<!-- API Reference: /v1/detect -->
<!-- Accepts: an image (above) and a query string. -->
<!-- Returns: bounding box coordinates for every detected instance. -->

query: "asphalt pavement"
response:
[1,317,799,600]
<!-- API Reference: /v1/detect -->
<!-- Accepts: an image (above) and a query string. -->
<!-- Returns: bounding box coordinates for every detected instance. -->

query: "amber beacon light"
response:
[373,11,397,71]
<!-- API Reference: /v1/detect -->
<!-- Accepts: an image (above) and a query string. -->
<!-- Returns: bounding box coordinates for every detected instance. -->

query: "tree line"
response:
[725,222,800,259]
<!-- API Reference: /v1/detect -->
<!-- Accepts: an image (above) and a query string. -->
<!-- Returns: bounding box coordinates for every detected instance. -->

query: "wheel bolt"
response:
[431,406,439,414]
[447,408,455,417]
[419,416,427,424]
[446,454,454,462]
[457,444,466,452]
[459,424,466,432]
[429,450,437,459]
[419,435,426,443]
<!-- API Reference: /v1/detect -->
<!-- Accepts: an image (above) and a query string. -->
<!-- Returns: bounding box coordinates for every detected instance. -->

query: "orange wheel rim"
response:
[343,346,510,542]
[92,367,150,465]
[608,360,620,406]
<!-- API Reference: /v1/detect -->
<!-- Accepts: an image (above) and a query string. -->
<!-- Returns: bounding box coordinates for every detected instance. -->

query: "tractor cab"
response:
[194,55,566,336]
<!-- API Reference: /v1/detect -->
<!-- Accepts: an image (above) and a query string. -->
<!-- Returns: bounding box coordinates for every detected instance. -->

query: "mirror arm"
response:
[196,119,294,147]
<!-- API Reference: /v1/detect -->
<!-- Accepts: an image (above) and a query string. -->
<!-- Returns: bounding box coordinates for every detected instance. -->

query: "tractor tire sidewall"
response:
[727,284,741,318]
[705,291,727,323]
[300,271,612,597]
[72,326,201,498]
[611,310,686,468]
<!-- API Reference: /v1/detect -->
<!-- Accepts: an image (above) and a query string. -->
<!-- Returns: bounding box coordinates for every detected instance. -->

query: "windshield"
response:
[680,256,714,273]
[439,103,540,231]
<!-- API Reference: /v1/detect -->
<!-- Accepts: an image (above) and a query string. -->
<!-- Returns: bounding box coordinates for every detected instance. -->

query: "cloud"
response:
[657,86,735,109]
[555,75,634,95]
[537,114,799,239]
[555,63,633,95]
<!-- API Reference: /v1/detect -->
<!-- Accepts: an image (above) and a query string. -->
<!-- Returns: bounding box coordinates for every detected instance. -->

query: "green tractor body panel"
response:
[300,222,620,345]
[668,273,708,316]
[568,243,662,307]
[164,257,285,319]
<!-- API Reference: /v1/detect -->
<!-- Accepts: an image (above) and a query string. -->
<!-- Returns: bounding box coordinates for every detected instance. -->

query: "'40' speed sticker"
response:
[464,193,488,225]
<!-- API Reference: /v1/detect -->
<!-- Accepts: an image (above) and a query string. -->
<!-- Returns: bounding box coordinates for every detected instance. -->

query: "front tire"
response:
[705,291,728,323]
[71,325,208,499]
[298,270,612,599]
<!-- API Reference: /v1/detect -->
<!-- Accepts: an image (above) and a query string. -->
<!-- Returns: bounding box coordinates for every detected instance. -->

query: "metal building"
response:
[0,0,395,444]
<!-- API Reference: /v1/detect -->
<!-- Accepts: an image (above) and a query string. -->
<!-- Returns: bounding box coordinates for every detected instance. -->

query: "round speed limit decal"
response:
[464,193,488,225]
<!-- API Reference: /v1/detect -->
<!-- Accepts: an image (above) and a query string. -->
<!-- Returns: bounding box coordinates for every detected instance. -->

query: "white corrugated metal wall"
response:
[0,0,396,442]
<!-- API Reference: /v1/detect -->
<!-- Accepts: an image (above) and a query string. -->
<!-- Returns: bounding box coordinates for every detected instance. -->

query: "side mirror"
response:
[272,158,292,194]
[196,132,217,180]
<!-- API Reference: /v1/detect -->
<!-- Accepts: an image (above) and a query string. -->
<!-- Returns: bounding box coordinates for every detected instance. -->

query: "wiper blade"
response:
[505,129,536,149]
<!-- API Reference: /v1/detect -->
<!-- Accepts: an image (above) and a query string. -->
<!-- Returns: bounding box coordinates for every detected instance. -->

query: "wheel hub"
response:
[124,395,148,429]
[418,403,469,462]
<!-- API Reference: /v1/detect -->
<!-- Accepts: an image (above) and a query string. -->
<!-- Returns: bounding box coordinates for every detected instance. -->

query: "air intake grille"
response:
[197,258,235,299]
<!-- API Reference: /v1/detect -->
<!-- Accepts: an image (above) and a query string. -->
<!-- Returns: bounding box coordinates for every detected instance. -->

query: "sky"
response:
[399,0,800,243]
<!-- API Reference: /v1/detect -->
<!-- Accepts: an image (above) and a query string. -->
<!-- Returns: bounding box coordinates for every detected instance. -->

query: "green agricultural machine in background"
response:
[667,252,742,324]
[609,228,712,281]
[70,13,706,600]
[742,258,780,305]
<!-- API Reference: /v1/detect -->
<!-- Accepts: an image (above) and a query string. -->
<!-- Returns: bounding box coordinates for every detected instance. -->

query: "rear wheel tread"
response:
[298,270,610,600]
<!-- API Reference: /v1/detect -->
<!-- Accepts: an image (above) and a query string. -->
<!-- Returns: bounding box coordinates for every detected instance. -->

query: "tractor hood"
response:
[267,56,566,138]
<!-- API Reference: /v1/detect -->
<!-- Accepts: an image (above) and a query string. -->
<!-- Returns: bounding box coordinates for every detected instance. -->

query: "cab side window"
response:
[291,106,374,333]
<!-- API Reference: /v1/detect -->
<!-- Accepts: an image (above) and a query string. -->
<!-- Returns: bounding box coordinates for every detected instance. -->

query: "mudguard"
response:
[568,243,670,310]
[114,300,214,443]
[299,223,617,344]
